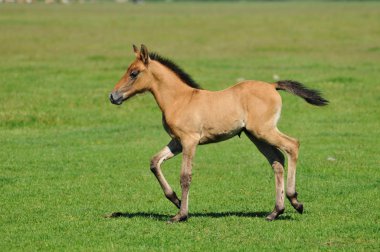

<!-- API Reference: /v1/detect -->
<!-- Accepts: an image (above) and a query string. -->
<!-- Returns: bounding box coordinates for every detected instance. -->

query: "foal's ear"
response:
[140,44,150,65]
[133,44,139,57]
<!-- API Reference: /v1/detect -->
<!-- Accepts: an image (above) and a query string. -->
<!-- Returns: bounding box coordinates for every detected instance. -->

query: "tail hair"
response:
[275,80,329,106]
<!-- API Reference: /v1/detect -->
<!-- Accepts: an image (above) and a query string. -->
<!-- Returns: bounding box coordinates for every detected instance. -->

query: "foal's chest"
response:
[162,115,176,138]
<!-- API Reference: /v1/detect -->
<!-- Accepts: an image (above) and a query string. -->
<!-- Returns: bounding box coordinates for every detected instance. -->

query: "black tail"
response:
[275,80,329,106]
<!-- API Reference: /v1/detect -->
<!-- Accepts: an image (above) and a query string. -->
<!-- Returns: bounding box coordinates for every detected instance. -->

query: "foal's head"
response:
[109,44,153,105]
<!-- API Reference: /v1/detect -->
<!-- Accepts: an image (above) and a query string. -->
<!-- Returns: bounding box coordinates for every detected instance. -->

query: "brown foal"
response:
[109,44,328,222]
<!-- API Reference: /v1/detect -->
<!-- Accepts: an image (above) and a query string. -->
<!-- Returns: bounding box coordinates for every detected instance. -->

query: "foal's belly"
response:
[198,120,245,145]
[198,129,243,145]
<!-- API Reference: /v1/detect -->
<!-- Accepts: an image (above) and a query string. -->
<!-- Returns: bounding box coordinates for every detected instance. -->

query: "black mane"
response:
[149,52,202,89]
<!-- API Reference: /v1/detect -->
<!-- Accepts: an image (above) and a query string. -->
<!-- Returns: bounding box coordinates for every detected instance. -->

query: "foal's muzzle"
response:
[109,92,123,105]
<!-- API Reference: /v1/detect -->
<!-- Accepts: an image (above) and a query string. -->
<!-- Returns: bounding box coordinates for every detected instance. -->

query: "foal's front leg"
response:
[150,139,182,208]
[169,139,197,223]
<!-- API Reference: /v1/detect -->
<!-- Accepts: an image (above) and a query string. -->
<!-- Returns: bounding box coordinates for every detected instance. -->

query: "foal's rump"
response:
[234,81,283,129]
[232,79,329,131]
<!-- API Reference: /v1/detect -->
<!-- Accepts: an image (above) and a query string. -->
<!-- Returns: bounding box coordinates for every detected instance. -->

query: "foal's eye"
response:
[130,70,139,79]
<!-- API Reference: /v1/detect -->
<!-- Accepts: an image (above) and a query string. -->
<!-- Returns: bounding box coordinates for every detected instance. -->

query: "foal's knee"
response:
[272,161,284,174]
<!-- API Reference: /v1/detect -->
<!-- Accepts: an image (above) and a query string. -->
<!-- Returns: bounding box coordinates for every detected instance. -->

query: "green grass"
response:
[1,1,379,251]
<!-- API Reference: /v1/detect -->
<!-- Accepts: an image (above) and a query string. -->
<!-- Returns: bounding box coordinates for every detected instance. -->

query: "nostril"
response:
[109,92,123,105]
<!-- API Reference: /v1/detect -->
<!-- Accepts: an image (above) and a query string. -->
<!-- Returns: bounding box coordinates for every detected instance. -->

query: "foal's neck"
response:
[149,62,194,114]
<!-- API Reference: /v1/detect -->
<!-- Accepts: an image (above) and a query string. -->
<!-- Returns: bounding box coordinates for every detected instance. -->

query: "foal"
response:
[109,44,328,222]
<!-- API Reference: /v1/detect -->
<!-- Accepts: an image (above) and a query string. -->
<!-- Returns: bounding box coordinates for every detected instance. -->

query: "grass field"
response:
[1,1,379,251]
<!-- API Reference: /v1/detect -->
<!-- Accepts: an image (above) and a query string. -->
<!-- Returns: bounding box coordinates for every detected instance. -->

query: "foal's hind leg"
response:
[257,129,303,214]
[245,131,286,221]
[150,139,182,208]
[278,131,303,214]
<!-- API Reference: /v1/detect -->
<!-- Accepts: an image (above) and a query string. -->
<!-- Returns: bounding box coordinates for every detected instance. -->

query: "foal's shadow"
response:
[105,211,292,221]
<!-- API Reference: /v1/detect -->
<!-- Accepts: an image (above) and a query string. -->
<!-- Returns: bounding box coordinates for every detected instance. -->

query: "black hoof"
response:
[287,192,303,214]
[167,214,188,223]
[266,208,284,221]
[265,214,276,221]
[296,203,303,214]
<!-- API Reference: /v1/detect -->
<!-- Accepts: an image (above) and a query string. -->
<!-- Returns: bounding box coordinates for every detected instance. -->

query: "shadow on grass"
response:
[105,211,293,221]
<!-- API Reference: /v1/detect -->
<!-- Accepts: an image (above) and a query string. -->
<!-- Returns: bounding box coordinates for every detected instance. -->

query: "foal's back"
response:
[191,80,281,122]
